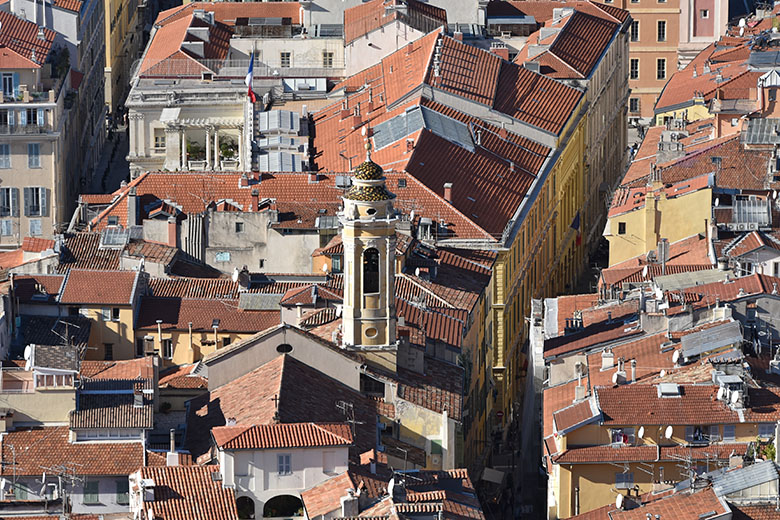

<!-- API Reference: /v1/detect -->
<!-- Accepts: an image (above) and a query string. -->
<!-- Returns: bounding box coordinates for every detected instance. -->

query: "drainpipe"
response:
[156,319,162,354]
[188,322,193,362]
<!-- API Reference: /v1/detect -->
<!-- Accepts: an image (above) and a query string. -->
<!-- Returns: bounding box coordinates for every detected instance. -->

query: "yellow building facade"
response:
[104,0,143,115]
[605,181,712,266]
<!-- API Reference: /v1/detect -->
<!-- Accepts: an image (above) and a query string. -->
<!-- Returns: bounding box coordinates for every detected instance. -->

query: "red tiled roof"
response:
[544,319,642,359]
[0,11,56,68]
[730,503,780,520]
[552,398,598,433]
[0,427,145,476]
[14,274,65,303]
[212,422,353,449]
[725,231,780,258]
[56,233,121,272]
[544,10,619,78]
[59,269,140,305]
[611,487,728,520]
[595,384,740,425]
[69,391,154,429]
[344,0,446,44]
[136,297,280,332]
[52,0,82,12]
[609,173,712,218]
[156,1,301,26]
[21,237,54,253]
[493,59,583,134]
[677,273,780,308]
[80,356,156,380]
[159,363,208,389]
[553,443,748,464]
[186,355,390,460]
[139,465,238,520]
[124,240,179,265]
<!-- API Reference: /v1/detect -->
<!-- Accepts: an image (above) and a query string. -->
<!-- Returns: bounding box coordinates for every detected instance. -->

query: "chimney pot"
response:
[443,182,453,203]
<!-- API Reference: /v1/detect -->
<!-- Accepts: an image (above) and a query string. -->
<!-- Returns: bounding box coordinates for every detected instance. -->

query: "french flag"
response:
[245,52,257,103]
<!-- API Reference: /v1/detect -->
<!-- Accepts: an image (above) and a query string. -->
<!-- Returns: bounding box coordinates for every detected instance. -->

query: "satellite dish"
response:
[672,350,680,364]
[616,493,624,510]
[664,425,674,439]
[714,197,720,207]
[660,369,667,377]
[774,190,778,200]
[731,390,740,404]
[231,267,239,283]
[612,372,620,384]
[23,345,31,361]
[642,265,648,278]
[717,387,725,400]
[410,210,415,221]
[638,426,645,438]
[740,26,745,36]
[24,359,31,372]
[739,17,746,27]
[322,263,329,273]
[415,267,420,277]
[361,125,367,136]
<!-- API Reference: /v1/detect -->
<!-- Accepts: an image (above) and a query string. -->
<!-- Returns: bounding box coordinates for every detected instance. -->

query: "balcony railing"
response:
[133,58,345,80]
[0,124,54,135]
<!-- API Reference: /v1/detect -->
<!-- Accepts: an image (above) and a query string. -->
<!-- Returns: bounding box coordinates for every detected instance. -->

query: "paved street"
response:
[88,125,130,194]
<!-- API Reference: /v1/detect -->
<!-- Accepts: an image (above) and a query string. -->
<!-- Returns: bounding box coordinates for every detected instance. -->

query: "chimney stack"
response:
[443,182,453,203]
[167,216,177,247]
[239,173,249,187]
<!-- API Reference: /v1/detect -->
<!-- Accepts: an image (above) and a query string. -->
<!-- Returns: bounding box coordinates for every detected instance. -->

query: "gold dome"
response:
[353,159,384,180]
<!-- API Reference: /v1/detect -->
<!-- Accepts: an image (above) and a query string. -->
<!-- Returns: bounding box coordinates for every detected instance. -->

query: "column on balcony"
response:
[180,127,187,170]
[205,125,213,170]
[136,113,145,157]
[128,114,138,156]
[163,125,181,171]
[213,127,220,170]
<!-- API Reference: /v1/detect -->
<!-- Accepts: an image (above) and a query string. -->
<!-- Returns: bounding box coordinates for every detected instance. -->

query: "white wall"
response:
[345,21,427,76]
[220,445,349,511]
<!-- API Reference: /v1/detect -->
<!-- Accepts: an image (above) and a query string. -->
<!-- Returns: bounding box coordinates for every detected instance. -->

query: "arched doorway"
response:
[262,495,304,518]
[236,496,255,519]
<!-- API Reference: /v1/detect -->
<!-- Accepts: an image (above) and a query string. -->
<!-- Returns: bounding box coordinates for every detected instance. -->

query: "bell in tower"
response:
[339,141,398,371]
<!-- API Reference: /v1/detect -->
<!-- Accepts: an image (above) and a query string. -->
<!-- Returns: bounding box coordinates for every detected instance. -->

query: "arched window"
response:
[263,495,304,518]
[363,248,380,294]
[236,496,255,519]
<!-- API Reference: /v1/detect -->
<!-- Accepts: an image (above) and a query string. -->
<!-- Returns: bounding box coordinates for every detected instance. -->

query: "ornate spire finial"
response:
[365,139,372,161]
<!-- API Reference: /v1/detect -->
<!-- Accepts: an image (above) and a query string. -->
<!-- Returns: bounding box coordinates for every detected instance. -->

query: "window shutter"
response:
[102,308,111,321]
[7,109,13,126]
[37,109,44,127]
[12,73,18,99]
[23,187,31,217]
[1,220,11,236]
[11,188,18,217]
[40,188,48,217]
[19,109,26,126]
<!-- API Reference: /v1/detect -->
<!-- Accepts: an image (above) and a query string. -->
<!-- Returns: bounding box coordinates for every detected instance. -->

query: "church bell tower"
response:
[339,142,398,371]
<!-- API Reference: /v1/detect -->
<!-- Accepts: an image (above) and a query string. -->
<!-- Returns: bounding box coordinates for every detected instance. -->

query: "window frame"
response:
[723,424,736,441]
[280,52,291,68]
[115,479,129,505]
[630,20,639,42]
[656,58,667,80]
[700,8,709,18]
[277,453,292,475]
[657,20,666,42]
[0,143,10,169]
[630,58,639,80]
[615,472,634,489]
[27,143,41,169]
[618,222,627,235]
[322,50,334,68]
[162,338,173,360]
[629,98,640,113]
[758,423,775,438]
[83,479,100,505]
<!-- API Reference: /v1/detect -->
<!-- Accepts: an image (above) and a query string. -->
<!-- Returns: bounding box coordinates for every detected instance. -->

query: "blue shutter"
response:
[23,187,31,217]
[8,109,13,126]
[40,188,48,217]
[19,109,26,126]
[12,73,18,99]
[37,109,44,127]
[11,188,18,217]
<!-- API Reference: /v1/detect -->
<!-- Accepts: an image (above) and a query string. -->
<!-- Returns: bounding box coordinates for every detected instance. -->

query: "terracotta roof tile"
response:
[611,487,728,520]
[159,364,208,389]
[56,233,121,272]
[0,11,56,68]
[59,269,140,305]
[544,319,642,359]
[344,0,446,44]
[0,427,145,476]
[156,1,300,26]
[138,465,238,520]
[70,379,154,430]
[80,357,155,380]
[136,297,280,332]
[730,503,780,520]
[212,422,353,449]
[186,355,389,461]
[13,274,64,303]
[554,443,748,464]
[21,237,54,253]
[552,398,598,433]
[52,0,81,12]
[545,10,619,78]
